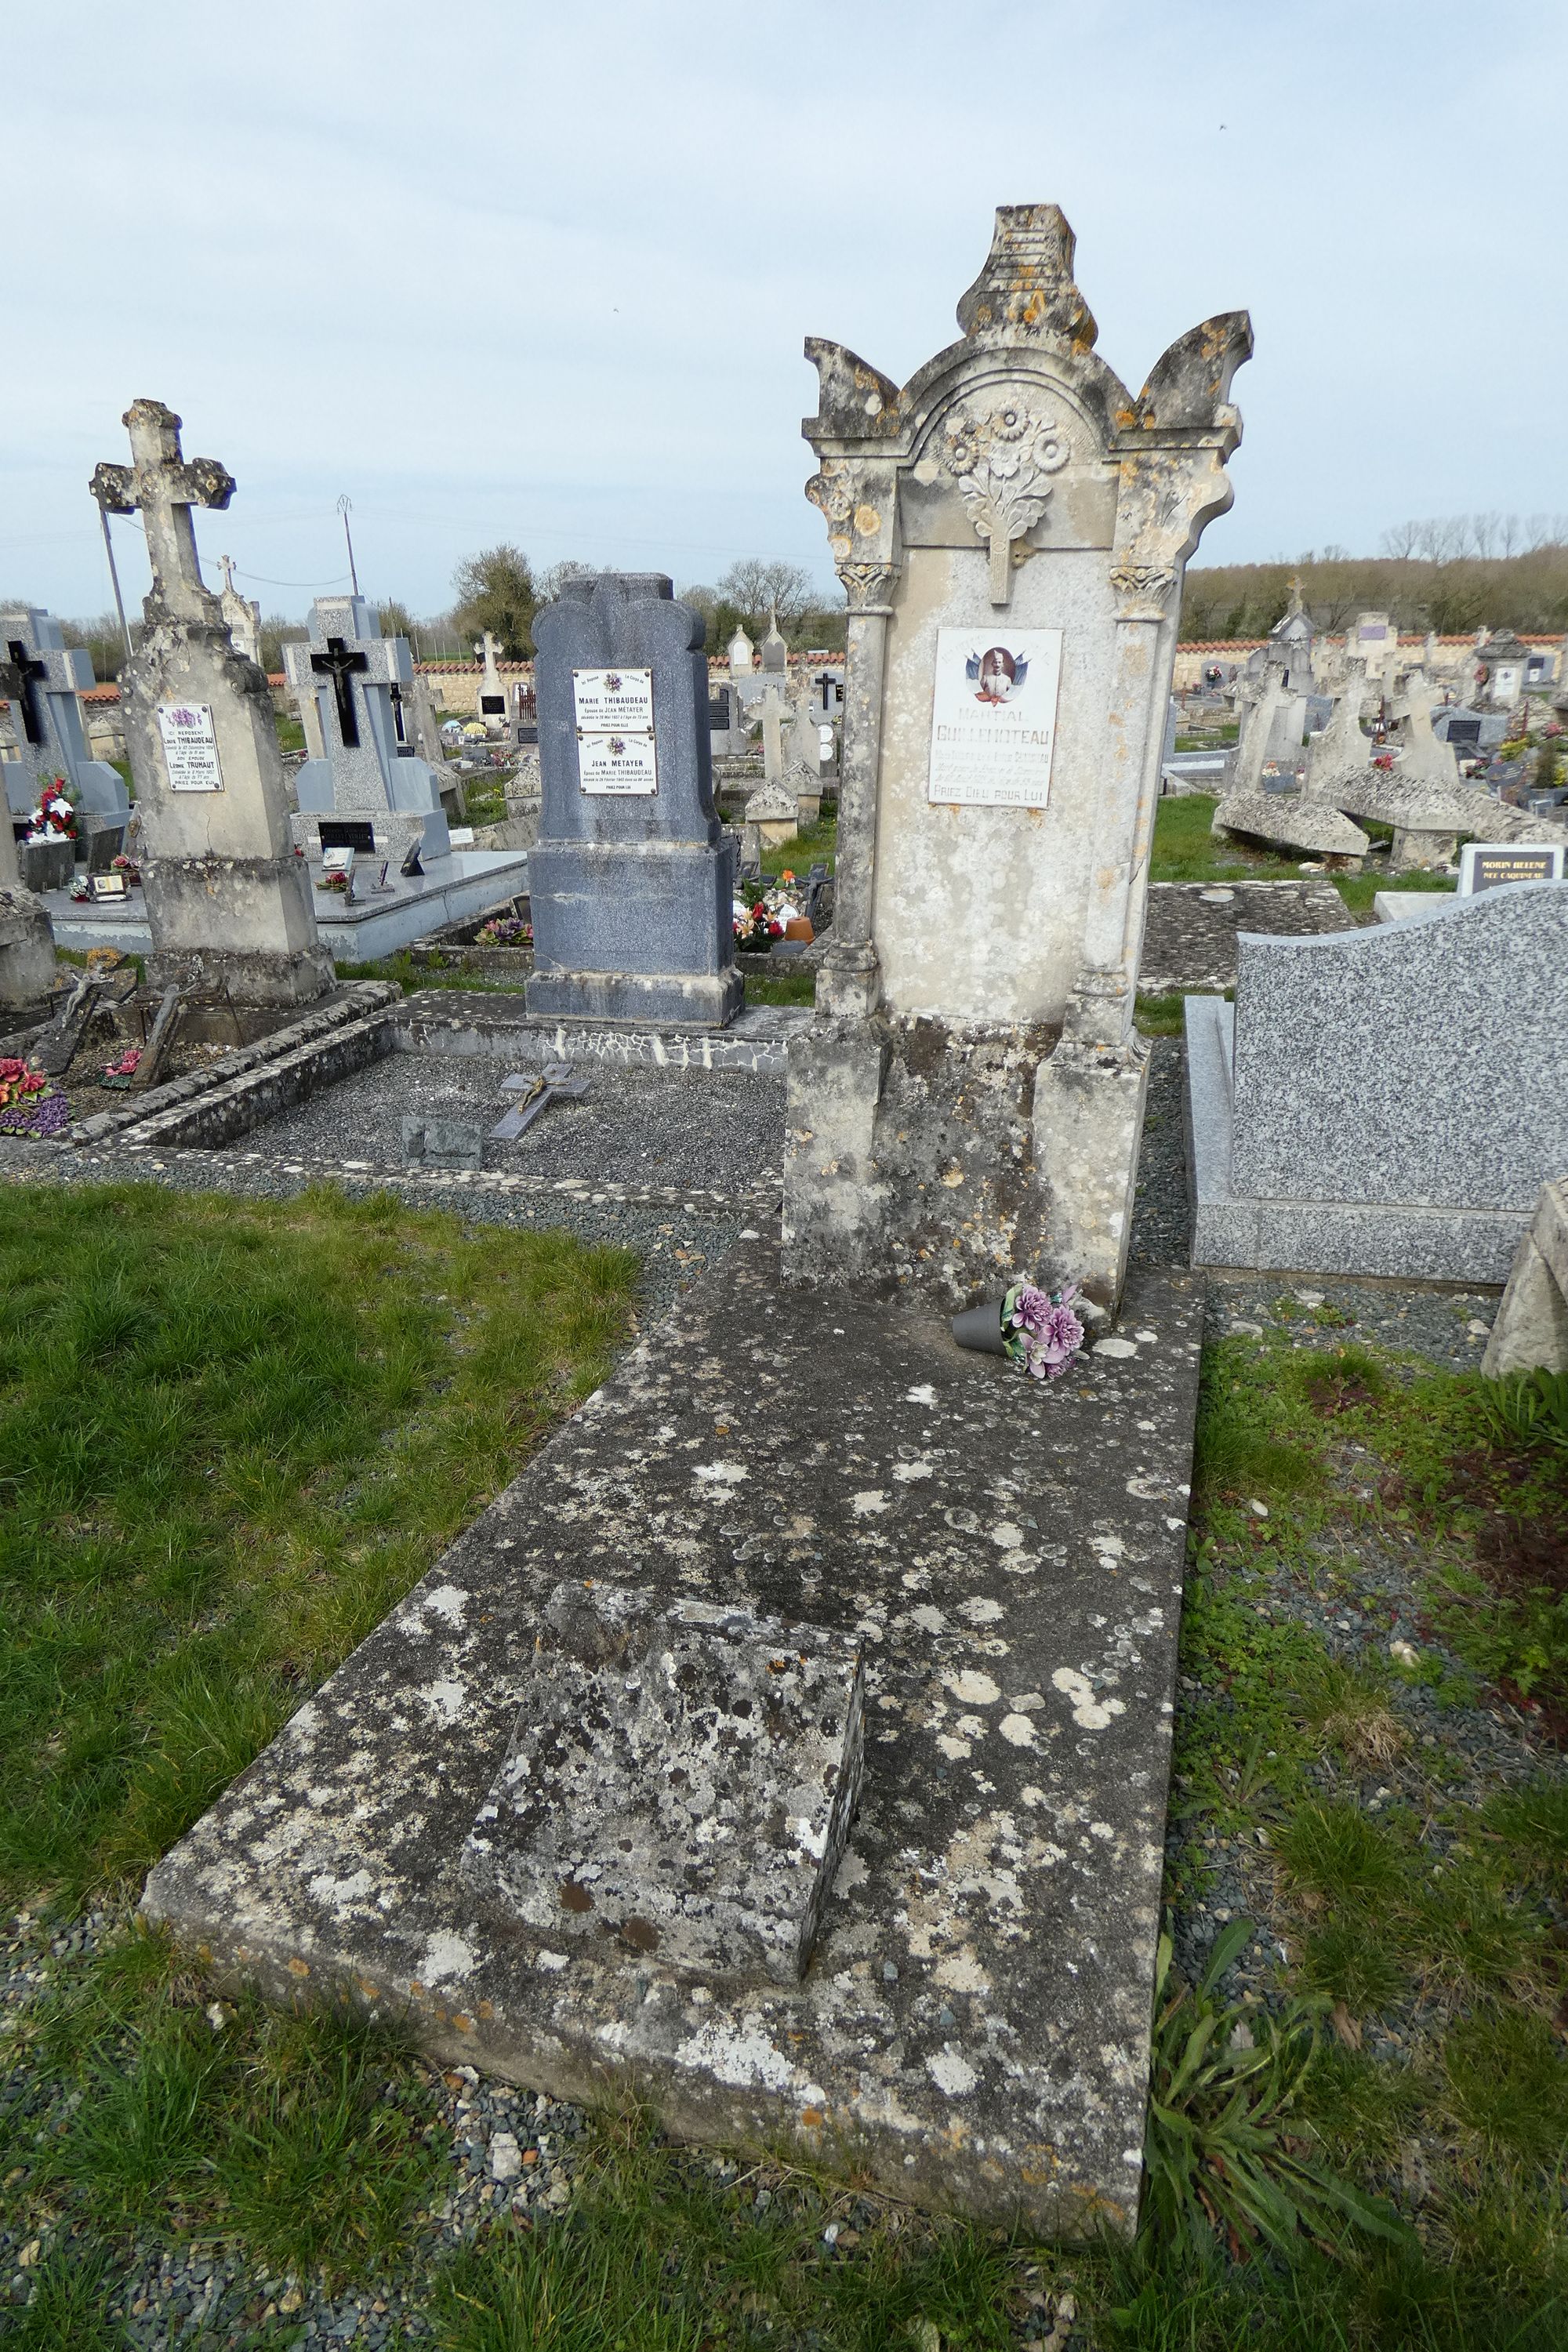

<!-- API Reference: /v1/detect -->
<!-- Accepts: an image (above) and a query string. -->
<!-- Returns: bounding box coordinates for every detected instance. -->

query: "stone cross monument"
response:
[477,630,507,728]
[90,400,331,1005]
[0,607,130,841]
[283,597,451,862]
[783,205,1250,1307]
[527,572,741,1027]
[217,557,263,667]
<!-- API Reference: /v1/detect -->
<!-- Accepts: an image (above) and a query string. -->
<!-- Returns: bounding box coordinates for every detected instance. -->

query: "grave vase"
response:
[950,1300,1007,1356]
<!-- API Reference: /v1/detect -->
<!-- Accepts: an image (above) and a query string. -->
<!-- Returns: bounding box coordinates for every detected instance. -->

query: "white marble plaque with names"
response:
[157,701,224,793]
[579,731,659,795]
[927,628,1062,809]
[572,667,654,733]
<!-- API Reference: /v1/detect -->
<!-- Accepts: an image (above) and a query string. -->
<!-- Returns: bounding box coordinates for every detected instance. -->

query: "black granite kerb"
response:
[144,1242,1203,2234]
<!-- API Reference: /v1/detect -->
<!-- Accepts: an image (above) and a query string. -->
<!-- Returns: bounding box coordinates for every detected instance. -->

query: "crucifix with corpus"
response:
[281,597,423,818]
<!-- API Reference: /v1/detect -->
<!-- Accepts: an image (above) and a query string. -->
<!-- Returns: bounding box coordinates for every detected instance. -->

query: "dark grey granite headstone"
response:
[525,574,741,1029]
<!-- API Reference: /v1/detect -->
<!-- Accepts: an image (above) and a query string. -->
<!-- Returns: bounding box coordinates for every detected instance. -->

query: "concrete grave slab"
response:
[143,1240,1203,2235]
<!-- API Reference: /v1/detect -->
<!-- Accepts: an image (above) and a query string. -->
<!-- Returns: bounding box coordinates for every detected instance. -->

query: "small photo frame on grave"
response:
[90,872,129,899]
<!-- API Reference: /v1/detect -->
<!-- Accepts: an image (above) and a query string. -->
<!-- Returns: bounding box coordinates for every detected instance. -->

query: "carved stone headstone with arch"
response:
[782,205,1251,1306]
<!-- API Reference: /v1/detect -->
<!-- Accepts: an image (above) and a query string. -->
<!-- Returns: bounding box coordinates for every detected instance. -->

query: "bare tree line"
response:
[1181,516,1568,643]
[1377,514,1568,564]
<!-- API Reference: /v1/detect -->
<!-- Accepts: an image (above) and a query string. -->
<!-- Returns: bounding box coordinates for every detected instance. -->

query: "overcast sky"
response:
[2,2,1560,625]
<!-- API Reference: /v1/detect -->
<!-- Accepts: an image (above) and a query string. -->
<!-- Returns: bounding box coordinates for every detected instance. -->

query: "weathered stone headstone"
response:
[90,401,332,1004]
[476,630,508,728]
[0,607,130,856]
[1268,577,1316,692]
[1302,662,1371,796]
[1391,667,1461,789]
[784,203,1250,1303]
[217,557,263,667]
[1186,883,1568,1281]
[526,572,742,1026]
[787,694,822,823]
[410,669,448,771]
[1352,611,1397,684]
[1231,670,1291,794]
[284,598,452,862]
[0,887,56,1007]
[1483,1178,1568,1377]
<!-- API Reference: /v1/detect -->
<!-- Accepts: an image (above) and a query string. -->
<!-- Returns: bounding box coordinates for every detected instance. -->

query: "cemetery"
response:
[1,114,1566,2352]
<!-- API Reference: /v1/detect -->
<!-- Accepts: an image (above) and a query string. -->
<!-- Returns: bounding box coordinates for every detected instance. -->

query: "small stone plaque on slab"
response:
[1457,841,1565,895]
[927,626,1062,809]
[463,1581,864,1984]
[156,701,224,793]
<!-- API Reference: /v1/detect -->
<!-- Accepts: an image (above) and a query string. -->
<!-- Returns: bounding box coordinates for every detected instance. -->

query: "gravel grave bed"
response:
[243,1052,787,1194]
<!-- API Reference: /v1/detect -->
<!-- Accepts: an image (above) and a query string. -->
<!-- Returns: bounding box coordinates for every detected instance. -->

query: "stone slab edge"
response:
[141,1245,1205,2236]
[399,993,812,1075]
[71,984,400,1148]
[1184,993,1523,1283]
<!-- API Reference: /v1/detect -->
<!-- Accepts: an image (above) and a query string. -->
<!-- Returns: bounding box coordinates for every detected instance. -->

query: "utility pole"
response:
[95,499,134,656]
[337,494,359,596]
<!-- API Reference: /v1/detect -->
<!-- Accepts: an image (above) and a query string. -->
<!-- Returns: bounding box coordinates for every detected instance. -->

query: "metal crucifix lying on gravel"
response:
[488,1062,591,1142]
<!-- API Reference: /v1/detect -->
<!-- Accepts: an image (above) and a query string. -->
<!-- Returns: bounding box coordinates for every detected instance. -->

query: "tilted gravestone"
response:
[90,401,332,1006]
[284,598,452,864]
[526,572,742,1027]
[783,203,1250,1306]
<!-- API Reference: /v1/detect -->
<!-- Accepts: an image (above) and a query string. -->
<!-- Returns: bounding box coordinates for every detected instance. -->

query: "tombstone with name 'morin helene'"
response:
[284,598,452,864]
[782,203,1251,1306]
[526,572,742,1027]
[90,400,332,1006]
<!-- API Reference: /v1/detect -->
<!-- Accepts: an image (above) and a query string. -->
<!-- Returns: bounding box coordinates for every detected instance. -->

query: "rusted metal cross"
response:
[90,399,236,624]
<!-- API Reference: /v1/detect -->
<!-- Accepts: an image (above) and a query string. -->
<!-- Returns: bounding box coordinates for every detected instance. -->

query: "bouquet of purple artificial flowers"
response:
[1000,1279,1085,1381]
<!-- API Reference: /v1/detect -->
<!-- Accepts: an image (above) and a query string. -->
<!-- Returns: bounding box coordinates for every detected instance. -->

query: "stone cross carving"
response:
[931,395,1071,606]
[311,637,371,748]
[89,400,235,624]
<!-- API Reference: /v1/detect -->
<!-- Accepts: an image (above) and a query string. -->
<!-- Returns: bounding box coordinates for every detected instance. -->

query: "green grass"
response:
[335,949,526,995]
[1165,1313,1568,2332]
[0,1181,635,1904]
[759,811,837,878]
[744,968,817,1006]
[1150,794,1461,917]
[273,713,305,756]
[5,1195,1566,2341]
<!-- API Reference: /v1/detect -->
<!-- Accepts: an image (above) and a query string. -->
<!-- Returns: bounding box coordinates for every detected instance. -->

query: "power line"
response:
[229,565,354,589]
